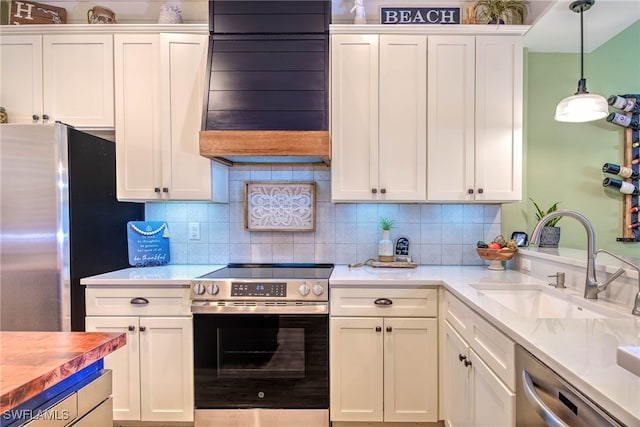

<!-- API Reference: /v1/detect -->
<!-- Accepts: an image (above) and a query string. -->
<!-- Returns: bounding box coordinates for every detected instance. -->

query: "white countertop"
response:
[80,264,225,286]
[331,264,640,426]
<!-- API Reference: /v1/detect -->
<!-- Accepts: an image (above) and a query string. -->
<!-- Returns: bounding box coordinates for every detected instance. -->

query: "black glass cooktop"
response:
[198,263,334,280]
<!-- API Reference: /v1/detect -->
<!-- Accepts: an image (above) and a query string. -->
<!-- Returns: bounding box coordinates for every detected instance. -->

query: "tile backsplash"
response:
[145,165,502,265]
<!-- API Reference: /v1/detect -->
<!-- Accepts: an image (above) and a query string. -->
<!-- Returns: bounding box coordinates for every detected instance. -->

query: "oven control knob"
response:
[298,284,310,296]
[312,284,324,296]
[207,284,219,295]
[193,282,205,295]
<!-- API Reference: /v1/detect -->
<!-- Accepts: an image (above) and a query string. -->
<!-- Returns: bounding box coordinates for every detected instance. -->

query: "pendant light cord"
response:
[579,6,584,81]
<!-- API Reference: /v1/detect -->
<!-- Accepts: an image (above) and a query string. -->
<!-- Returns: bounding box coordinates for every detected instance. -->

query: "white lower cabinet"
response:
[330,288,438,423]
[441,290,515,427]
[85,287,193,423]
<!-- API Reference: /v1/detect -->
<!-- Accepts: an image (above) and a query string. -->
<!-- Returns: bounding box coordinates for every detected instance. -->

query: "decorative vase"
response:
[158,4,183,24]
[378,230,393,262]
[539,226,561,248]
[351,0,366,24]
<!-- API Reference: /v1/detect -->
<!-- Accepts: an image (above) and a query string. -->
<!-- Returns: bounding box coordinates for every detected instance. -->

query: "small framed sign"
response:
[244,182,316,232]
[127,221,170,267]
[9,1,67,24]
[381,7,460,25]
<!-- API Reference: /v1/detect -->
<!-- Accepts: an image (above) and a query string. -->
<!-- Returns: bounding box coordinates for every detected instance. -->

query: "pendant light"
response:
[554,0,608,123]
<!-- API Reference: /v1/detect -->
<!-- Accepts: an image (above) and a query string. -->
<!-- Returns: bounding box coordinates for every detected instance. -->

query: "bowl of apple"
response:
[476,235,517,270]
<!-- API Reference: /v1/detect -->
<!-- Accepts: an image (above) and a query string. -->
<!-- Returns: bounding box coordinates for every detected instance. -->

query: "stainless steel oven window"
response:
[194,314,329,410]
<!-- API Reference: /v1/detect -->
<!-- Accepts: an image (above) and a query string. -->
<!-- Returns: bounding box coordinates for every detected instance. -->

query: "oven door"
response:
[193,313,328,410]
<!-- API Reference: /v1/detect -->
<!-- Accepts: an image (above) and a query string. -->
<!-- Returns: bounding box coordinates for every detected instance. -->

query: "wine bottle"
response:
[606,112,640,130]
[608,95,640,114]
[632,130,639,143]
[602,177,639,195]
[602,163,639,180]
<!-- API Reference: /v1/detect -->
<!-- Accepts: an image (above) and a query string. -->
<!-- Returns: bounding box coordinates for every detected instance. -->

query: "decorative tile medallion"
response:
[244,182,316,231]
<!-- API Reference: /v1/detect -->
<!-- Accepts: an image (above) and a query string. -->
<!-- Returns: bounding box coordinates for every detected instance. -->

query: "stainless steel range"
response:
[190,263,332,427]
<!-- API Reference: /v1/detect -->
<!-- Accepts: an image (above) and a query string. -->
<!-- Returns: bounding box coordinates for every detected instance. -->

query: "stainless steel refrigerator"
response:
[1,123,144,331]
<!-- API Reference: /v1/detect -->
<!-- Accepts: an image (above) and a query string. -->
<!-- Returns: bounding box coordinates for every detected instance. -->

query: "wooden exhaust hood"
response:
[199,130,331,166]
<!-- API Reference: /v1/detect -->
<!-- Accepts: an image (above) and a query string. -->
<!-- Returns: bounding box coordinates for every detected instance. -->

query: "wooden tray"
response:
[371,261,417,268]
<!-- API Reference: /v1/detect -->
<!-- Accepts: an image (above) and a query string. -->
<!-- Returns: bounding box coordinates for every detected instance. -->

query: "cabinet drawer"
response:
[24,394,77,426]
[77,369,112,418]
[331,288,437,317]
[443,291,515,390]
[443,289,473,338]
[72,396,113,426]
[85,288,190,316]
[468,310,515,391]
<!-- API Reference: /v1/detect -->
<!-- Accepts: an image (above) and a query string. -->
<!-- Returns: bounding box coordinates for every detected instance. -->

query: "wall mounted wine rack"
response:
[607,95,639,243]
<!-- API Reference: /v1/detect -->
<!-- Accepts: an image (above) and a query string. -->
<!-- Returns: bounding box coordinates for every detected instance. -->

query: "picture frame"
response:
[244,182,316,232]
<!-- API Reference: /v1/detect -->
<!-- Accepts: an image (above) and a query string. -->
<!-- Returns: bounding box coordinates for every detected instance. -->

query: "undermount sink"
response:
[470,284,627,319]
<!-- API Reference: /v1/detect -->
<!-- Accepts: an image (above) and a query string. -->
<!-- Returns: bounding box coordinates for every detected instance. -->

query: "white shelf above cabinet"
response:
[330,24,530,36]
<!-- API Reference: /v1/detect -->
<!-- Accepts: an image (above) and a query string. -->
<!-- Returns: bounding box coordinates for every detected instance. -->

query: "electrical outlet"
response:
[521,258,531,272]
[189,222,201,240]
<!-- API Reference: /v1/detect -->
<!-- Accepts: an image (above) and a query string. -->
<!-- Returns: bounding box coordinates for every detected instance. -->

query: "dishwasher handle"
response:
[522,369,570,427]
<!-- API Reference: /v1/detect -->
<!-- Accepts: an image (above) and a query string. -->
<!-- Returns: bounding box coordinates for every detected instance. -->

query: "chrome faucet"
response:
[530,209,640,315]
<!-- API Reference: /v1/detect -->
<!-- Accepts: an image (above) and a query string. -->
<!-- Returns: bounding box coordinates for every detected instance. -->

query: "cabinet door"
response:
[383,318,437,422]
[378,35,427,201]
[0,35,43,123]
[42,34,114,127]
[331,34,379,201]
[85,316,141,421]
[139,317,194,422]
[159,33,214,201]
[442,322,472,427]
[114,34,163,201]
[474,36,523,202]
[427,36,475,201]
[330,317,383,422]
[471,349,515,427]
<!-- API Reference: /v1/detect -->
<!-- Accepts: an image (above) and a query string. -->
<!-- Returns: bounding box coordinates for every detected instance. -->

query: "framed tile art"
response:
[244,182,316,231]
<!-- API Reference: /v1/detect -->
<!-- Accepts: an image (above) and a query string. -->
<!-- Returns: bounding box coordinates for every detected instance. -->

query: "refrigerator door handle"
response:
[130,297,150,305]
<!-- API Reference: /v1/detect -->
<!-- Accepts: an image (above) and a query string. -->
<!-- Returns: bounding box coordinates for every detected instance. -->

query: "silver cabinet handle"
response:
[374,298,393,306]
[522,370,570,427]
[130,297,149,305]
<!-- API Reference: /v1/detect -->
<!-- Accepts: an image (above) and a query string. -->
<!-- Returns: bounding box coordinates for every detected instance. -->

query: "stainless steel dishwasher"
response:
[515,345,624,426]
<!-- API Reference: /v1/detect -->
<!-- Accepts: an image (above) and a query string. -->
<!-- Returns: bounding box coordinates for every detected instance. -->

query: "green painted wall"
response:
[502,20,640,257]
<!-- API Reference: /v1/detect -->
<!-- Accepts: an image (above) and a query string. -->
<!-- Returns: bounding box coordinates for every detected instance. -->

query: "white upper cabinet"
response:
[331,34,380,201]
[331,34,427,202]
[1,33,114,127]
[330,26,524,203]
[427,35,523,202]
[114,33,228,202]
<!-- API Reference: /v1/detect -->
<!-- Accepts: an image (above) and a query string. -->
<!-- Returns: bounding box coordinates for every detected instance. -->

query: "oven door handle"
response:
[522,369,570,427]
[374,298,393,306]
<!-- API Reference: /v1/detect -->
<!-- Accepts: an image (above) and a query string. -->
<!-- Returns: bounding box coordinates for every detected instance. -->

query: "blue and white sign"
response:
[381,7,460,25]
[127,221,170,267]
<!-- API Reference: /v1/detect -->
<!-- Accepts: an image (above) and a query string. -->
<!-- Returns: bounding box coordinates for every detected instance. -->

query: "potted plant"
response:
[474,0,529,25]
[378,217,396,261]
[530,198,562,247]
